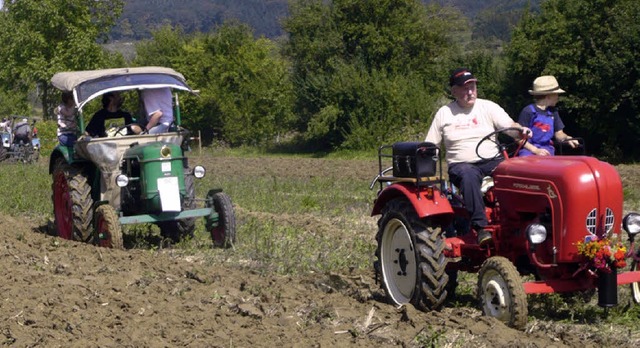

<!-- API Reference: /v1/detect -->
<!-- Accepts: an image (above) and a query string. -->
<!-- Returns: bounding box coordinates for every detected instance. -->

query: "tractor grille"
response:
[586,209,597,234]
[604,208,615,233]
[586,208,615,234]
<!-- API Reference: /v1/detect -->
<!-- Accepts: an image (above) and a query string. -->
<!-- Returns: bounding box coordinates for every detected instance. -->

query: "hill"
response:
[110,0,541,40]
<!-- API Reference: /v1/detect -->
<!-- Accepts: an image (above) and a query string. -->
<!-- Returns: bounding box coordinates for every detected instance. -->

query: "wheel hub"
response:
[380,218,417,304]
[395,248,408,276]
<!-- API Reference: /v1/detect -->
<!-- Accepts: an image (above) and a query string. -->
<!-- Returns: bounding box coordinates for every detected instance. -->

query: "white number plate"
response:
[157,176,180,212]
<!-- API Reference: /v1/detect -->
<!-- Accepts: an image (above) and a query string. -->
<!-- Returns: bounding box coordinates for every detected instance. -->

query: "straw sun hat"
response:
[528,75,566,95]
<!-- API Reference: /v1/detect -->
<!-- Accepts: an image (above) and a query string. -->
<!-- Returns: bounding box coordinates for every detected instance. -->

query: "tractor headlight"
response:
[115,174,129,187]
[160,145,172,158]
[526,223,547,245]
[623,213,640,235]
[193,165,206,179]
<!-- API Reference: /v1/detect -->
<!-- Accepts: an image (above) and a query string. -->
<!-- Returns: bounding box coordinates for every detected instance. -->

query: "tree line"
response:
[0,0,639,161]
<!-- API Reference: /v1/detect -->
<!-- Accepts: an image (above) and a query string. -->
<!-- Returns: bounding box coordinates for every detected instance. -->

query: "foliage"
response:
[111,0,289,40]
[0,0,125,119]
[283,0,467,150]
[134,22,296,146]
[504,0,640,161]
[32,119,58,158]
[134,25,188,68]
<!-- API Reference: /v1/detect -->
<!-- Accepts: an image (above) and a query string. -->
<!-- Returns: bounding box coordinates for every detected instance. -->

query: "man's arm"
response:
[146,110,163,130]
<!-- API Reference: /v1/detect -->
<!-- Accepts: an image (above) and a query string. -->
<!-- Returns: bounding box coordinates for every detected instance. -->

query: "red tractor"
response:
[370,128,640,329]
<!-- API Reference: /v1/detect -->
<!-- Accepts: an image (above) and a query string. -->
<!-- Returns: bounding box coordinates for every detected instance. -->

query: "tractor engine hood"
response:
[491,156,623,263]
[74,133,185,208]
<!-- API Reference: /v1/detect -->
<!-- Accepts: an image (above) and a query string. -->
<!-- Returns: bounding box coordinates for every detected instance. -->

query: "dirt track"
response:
[0,156,638,347]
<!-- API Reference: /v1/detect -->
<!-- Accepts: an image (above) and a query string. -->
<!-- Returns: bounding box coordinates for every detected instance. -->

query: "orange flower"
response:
[576,235,627,273]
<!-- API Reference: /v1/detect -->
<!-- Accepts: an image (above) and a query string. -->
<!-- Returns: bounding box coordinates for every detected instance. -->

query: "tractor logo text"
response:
[547,185,557,199]
[512,183,541,191]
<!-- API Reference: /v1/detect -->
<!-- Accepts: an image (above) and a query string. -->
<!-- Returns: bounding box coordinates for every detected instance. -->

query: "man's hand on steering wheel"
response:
[476,127,530,160]
[113,123,145,137]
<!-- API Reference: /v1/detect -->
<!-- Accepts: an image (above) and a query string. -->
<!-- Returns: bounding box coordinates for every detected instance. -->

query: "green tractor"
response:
[49,67,235,249]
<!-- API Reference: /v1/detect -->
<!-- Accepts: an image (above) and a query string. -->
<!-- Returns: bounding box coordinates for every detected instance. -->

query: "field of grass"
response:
[1,145,639,336]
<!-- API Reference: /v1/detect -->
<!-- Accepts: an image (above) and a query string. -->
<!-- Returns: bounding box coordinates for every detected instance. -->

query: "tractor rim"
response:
[96,214,111,247]
[380,218,416,304]
[632,281,640,303]
[53,171,73,240]
[482,271,510,321]
[632,261,640,304]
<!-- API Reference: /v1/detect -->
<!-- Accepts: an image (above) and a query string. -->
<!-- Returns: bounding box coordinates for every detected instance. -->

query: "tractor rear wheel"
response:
[206,191,236,248]
[158,173,196,243]
[477,256,528,329]
[51,158,94,242]
[375,198,449,310]
[94,205,123,249]
[631,253,640,304]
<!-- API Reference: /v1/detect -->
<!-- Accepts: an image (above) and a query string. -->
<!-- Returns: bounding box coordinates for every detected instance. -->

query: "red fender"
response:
[371,183,454,220]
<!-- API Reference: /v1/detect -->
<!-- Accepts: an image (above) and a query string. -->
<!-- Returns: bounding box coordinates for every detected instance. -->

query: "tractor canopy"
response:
[51,66,194,111]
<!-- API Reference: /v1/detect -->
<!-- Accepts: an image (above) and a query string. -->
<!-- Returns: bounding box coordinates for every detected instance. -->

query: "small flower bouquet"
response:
[576,236,627,273]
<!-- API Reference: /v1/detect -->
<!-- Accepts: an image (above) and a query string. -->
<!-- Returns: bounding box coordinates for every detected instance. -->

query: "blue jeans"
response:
[147,122,172,135]
[448,159,502,229]
[58,133,77,146]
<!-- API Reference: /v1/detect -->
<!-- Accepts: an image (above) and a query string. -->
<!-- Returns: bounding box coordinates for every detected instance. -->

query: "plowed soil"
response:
[0,155,638,347]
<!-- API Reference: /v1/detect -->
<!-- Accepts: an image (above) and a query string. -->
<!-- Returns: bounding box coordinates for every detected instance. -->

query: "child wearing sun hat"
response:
[517,75,578,156]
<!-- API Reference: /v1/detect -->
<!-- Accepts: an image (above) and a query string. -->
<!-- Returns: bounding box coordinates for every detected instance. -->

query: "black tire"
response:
[375,198,449,310]
[0,146,7,162]
[51,158,94,242]
[158,173,196,243]
[477,256,528,329]
[94,205,123,249]
[23,145,34,164]
[29,148,39,164]
[631,253,640,304]
[206,191,236,248]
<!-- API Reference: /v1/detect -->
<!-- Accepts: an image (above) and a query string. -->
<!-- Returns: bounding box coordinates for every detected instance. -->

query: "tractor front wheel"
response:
[631,252,640,304]
[375,198,449,310]
[94,205,123,249]
[477,256,528,329]
[51,158,94,242]
[206,191,236,248]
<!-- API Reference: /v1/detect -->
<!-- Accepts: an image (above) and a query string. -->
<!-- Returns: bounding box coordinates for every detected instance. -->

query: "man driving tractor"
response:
[425,68,531,246]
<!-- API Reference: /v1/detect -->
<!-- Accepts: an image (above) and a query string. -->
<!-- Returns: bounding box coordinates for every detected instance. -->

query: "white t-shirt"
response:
[142,88,174,125]
[425,98,515,164]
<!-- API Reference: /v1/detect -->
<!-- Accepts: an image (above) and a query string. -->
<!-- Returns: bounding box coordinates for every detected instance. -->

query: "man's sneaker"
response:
[477,229,493,246]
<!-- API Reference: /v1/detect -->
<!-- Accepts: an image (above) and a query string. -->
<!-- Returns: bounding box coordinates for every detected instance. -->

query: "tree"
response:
[283,0,467,150]
[135,22,296,146]
[0,0,124,118]
[504,0,640,161]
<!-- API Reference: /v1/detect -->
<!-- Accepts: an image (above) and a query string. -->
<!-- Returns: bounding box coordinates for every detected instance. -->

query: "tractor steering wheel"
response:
[475,127,528,160]
[113,123,146,137]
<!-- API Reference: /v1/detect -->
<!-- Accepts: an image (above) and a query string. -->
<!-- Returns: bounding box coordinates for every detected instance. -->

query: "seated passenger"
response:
[56,91,77,146]
[517,75,578,156]
[140,87,174,134]
[85,91,139,138]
